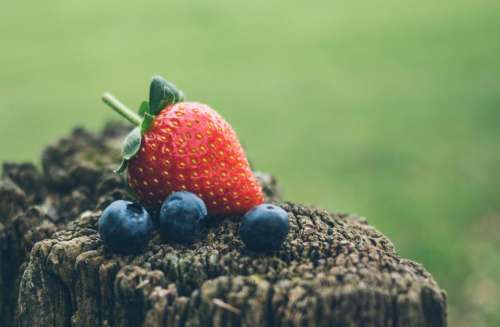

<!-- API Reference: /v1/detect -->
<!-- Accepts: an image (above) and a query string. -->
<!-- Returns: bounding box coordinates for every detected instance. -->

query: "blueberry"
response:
[98,200,153,254]
[239,204,289,252]
[159,191,207,244]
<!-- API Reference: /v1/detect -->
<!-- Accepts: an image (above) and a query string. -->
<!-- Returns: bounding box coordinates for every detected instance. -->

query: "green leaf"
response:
[114,158,128,174]
[149,75,184,115]
[122,127,142,160]
[138,101,149,117]
[178,89,185,102]
[115,127,142,174]
[141,112,155,133]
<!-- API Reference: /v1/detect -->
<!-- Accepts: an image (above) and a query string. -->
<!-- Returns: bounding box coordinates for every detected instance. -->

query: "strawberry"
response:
[102,76,264,215]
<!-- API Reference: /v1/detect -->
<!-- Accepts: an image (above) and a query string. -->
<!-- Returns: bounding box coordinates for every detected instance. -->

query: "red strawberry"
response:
[102,76,264,215]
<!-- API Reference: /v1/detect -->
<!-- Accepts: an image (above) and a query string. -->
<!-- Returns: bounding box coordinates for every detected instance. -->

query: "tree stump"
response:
[0,123,447,327]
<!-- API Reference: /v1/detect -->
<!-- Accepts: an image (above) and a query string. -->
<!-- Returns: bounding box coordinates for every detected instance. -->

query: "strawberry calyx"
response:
[149,76,184,114]
[102,76,185,173]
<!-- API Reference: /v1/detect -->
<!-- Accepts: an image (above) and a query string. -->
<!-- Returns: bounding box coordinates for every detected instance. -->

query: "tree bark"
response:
[0,123,446,326]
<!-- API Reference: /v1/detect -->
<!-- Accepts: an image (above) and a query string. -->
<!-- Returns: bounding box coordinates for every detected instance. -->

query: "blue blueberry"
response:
[239,204,289,252]
[98,200,153,254]
[159,191,207,244]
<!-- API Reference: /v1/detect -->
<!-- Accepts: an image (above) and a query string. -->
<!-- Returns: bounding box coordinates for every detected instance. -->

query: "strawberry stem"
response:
[102,92,142,126]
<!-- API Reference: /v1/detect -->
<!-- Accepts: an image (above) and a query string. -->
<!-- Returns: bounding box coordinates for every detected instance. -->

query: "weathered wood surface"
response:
[0,123,446,326]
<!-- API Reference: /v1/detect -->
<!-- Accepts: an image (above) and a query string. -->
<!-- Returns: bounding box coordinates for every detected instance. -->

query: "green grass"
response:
[1,0,500,324]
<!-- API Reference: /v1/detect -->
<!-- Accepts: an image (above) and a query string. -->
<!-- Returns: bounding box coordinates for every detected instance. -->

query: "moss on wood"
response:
[0,123,446,326]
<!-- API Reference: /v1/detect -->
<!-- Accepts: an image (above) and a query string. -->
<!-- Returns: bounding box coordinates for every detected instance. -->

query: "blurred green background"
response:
[1,0,499,325]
